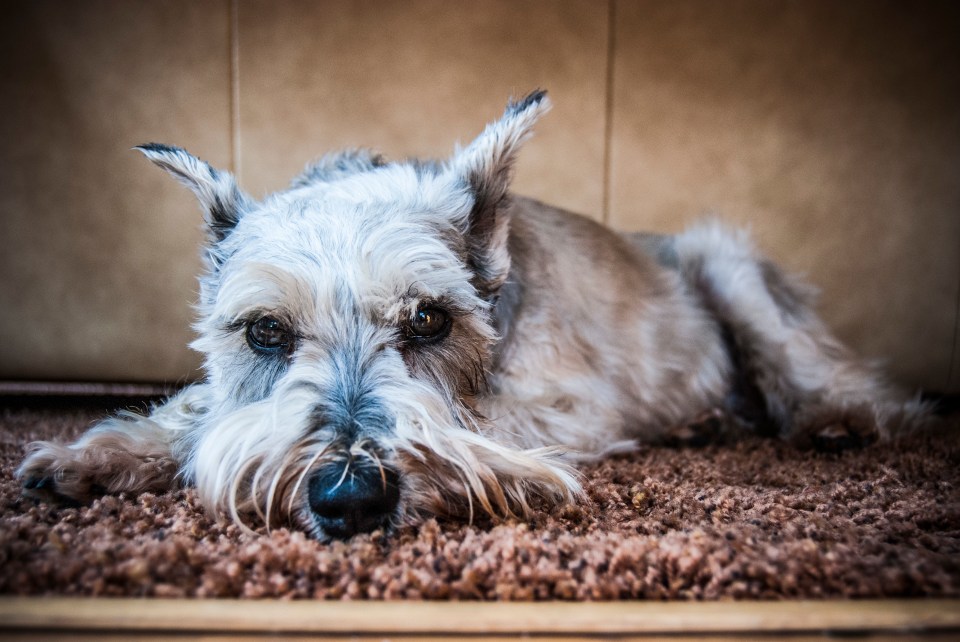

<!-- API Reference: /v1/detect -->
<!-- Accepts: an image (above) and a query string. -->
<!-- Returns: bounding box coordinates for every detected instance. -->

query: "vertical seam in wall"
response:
[947,258,960,390]
[229,0,242,180]
[601,0,617,226]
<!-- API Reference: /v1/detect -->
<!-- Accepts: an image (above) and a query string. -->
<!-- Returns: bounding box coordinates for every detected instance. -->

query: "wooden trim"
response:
[0,598,957,638]
[0,381,177,397]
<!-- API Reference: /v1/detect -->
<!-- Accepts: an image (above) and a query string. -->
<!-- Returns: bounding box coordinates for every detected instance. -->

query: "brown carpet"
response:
[1,404,958,600]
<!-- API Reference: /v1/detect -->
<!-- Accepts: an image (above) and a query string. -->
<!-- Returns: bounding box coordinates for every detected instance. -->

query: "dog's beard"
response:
[389,379,582,524]
[184,374,581,539]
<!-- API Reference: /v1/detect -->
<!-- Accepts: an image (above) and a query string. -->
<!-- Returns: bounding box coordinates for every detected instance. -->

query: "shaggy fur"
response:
[18,91,929,540]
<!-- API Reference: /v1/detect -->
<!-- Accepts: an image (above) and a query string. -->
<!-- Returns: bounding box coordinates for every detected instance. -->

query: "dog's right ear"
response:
[135,143,251,243]
[447,90,552,297]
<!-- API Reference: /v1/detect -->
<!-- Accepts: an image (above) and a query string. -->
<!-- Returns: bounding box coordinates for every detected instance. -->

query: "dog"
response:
[18,91,928,540]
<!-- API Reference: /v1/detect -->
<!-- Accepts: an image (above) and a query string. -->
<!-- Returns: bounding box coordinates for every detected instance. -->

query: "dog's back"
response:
[491,196,928,452]
[483,196,733,452]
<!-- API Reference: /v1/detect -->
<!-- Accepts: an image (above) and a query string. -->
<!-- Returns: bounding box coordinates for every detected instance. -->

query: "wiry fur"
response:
[18,91,930,540]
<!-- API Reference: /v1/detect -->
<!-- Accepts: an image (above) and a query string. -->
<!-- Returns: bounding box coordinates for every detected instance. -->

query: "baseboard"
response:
[0,598,957,640]
[0,381,180,397]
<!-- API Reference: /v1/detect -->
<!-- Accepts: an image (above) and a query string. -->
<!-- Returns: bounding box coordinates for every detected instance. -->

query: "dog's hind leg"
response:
[17,385,207,503]
[669,222,928,449]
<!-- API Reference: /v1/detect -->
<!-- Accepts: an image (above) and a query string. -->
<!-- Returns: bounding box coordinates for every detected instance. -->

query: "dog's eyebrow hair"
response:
[400,286,477,312]
[219,308,294,331]
[221,318,247,334]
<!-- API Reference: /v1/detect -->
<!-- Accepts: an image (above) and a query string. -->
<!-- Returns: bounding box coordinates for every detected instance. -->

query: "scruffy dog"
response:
[19,91,927,539]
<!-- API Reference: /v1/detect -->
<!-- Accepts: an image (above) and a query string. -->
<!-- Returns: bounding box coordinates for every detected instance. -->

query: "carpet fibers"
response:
[1,404,958,600]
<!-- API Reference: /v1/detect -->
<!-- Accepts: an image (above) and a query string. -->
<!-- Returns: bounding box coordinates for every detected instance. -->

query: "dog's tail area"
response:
[671,219,934,445]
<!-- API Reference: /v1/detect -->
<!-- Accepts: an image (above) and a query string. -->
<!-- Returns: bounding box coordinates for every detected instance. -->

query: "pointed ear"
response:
[135,143,251,242]
[447,90,551,297]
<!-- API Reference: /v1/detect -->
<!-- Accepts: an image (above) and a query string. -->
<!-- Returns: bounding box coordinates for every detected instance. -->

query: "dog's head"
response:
[139,91,579,539]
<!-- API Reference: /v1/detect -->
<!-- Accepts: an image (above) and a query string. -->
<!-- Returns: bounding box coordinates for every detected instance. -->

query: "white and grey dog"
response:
[19,91,927,539]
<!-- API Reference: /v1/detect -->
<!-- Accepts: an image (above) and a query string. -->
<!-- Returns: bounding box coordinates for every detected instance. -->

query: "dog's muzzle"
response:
[307,461,400,538]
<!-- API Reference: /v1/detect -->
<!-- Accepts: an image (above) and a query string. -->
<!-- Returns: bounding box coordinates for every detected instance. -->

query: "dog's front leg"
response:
[17,385,207,504]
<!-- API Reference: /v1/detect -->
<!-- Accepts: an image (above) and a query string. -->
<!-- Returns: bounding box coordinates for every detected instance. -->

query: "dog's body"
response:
[19,92,927,539]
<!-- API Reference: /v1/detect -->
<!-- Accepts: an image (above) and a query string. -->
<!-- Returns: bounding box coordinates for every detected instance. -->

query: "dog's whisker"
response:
[249,459,270,524]
[228,456,260,536]
[331,457,352,492]
[366,449,388,493]
[285,443,330,519]
[264,464,285,532]
[264,445,306,532]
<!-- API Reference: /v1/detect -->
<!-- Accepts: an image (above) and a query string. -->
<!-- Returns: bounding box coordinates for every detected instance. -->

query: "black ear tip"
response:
[508,89,548,113]
[133,142,184,155]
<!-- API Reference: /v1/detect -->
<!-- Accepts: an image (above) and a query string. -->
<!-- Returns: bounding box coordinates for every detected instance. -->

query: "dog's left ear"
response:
[135,143,252,244]
[447,90,551,296]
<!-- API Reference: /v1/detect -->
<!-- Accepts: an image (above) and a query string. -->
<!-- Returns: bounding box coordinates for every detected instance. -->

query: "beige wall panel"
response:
[609,1,960,391]
[236,0,608,218]
[0,1,231,382]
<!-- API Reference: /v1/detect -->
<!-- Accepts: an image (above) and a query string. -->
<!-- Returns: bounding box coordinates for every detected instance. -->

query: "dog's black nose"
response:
[307,463,400,539]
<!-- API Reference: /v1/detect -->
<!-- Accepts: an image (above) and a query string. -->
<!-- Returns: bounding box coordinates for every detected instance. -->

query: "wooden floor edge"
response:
[0,598,958,635]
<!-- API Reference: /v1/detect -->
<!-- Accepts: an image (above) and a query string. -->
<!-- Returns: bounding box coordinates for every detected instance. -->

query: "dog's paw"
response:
[811,421,878,453]
[664,408,727,447]
[18,442,110,505]
[20,473,83,507]
[794,406,879,452]
[17,416,183,507]
[18,427,182,506]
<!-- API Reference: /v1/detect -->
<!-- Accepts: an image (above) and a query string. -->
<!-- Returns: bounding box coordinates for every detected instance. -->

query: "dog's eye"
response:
[247,316,292,353]
[406,307,451,342]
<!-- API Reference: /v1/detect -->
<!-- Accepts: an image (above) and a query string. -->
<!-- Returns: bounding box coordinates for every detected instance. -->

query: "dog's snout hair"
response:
[301,339,400,441]
[18,90,931,541]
